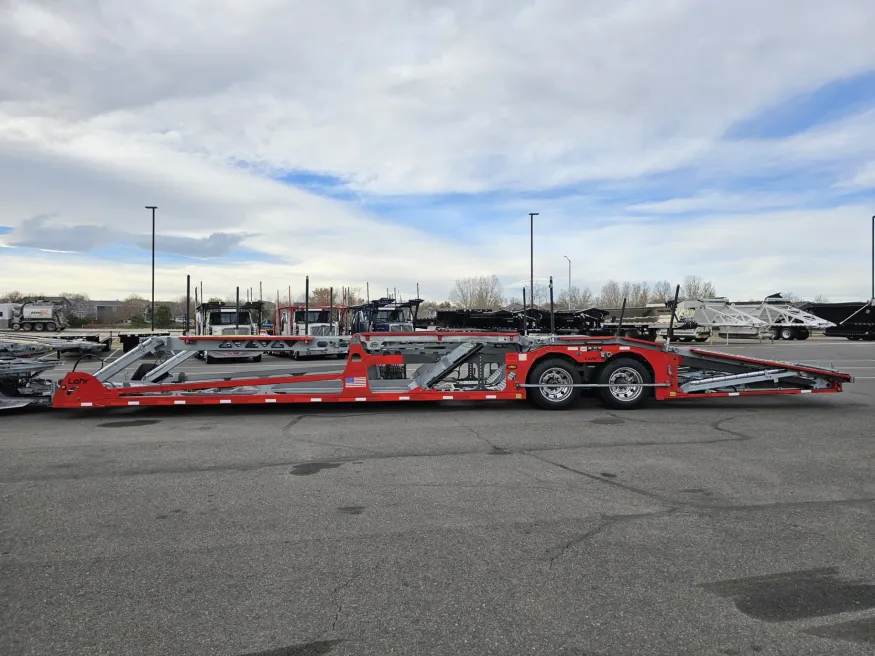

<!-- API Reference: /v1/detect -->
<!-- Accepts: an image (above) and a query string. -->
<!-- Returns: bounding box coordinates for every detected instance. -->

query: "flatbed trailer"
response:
[44,331,852,411]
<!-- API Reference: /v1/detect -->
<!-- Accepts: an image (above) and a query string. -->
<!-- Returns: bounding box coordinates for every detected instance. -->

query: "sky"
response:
[1,0,875,303]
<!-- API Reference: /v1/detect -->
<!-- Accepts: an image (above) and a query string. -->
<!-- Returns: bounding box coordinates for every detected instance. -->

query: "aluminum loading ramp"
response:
[23,331,850,412]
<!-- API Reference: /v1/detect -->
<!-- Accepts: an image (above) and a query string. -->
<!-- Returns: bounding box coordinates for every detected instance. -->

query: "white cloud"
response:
[837,161,875,189]
[1,0,874,302]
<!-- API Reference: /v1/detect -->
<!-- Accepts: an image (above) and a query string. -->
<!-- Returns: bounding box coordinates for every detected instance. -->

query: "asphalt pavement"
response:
[2,339,874,655]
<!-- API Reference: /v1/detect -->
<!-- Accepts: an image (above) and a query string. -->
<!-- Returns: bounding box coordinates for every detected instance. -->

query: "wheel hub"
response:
[608,367,643,401]
[538,367,574,402]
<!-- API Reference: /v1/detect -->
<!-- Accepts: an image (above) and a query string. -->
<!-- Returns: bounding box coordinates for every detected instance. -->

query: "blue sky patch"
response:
[725,68,875,140]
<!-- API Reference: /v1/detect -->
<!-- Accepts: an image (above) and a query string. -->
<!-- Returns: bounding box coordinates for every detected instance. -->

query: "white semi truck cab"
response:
[195,301,263,363]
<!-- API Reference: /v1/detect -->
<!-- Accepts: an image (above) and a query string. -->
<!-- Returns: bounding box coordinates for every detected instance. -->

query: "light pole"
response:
[871,214,874,301]
[529,212,539,317]
[564,255,571,309]
[145,206,157,331]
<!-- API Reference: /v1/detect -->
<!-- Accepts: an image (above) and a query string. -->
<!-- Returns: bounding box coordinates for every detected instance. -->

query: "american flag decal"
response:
[345,376,367,388]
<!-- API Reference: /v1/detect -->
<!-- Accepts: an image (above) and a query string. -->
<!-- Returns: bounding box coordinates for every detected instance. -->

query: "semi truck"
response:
[194,301,263,363]
[275,304,349,359]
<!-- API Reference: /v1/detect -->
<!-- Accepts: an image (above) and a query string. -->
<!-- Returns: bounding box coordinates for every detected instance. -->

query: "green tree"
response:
[155,304,174,329]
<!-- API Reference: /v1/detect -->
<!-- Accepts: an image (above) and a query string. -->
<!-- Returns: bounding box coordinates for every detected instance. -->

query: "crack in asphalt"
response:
[547,508,680,569]
[325,558,384,635]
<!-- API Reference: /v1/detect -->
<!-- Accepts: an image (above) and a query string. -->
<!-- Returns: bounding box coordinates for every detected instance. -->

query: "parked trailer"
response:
[43,331,852,412]
[673,298,770,339]
[734,294,834,341]
[799,300,875,341]
[424,306,700,340]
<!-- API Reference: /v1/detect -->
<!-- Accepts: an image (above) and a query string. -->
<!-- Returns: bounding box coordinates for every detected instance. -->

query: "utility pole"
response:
[145,206,157,331]
[529,213,539,318]
[871,215,874,301]
[564,255,571,309]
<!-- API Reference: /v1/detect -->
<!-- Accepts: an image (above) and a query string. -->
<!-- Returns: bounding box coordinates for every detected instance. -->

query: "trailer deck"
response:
[43,331,852,411]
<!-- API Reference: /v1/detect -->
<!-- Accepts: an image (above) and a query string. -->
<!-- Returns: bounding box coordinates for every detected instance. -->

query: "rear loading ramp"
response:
[47,332,852,411]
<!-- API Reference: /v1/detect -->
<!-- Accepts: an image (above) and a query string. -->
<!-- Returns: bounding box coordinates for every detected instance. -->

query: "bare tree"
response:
[629,282,650,307]
[557,285,595,309]
[0,290,24,303]
[343,286,365,306]
[531,283,551,307]
[598,280,623,308]
[680,275,717,300]
[812,294,830,303]
[120,293,148,321]
[449,275,504,309]
[650,281,675,303]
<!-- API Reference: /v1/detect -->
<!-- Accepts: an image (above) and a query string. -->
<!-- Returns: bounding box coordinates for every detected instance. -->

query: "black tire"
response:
[779,327,795,340]
[797,328,810,340]
[252,354,263,363]
[205,353,216,364]
[526,357,582,410]
[46,322,57,332]
[22,323,32,331]
[596,357,652,410]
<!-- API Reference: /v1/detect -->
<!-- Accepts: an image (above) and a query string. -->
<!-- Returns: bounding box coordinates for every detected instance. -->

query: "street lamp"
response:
[529,212,539,317]
[871,214,874,301]
[145,206,157,331]
[564,255,571,309]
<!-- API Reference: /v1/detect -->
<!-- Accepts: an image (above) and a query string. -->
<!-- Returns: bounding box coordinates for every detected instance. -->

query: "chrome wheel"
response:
[538,366,575,403]
[608,367,643,402]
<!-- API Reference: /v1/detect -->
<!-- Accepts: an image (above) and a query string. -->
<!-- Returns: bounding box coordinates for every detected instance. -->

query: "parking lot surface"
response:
[2,340,874,655]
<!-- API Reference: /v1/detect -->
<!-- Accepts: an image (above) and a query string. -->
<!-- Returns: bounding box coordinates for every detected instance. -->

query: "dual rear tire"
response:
[526,357,652,411]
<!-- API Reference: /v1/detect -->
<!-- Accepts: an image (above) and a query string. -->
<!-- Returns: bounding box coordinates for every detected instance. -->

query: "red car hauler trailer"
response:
[47,331,852,411]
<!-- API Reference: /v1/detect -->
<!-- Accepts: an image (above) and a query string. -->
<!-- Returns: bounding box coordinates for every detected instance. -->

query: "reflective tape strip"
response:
[442,395,454,400]
[518,353,528,361]
[619,346,631,351]
[486,395,497,399]
[728,392,740,397]
[310,398,322,402]
[80,402,93,407]
[174,400,186,405]
[127,401,139,406]
[801,390,812,394]
[399,396,410,401]
[265,398,277,403]
[355,397,367,402]
[219,399,231,404]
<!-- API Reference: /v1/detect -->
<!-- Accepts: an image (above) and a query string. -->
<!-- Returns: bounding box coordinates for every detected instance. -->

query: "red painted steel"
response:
[50,337,850,409]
